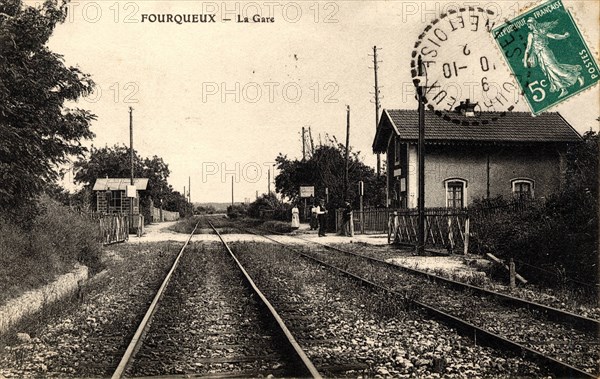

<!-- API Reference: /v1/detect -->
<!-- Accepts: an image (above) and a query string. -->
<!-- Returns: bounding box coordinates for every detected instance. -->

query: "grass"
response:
[0,197,103,306]
[260,220,296,233]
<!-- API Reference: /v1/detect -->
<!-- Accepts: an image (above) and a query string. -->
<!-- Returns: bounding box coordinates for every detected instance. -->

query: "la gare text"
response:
[140,14,275,24]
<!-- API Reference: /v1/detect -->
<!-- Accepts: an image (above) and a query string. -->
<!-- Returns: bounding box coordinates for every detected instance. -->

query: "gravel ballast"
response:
[0,242,181,378]
[230,241,546,378]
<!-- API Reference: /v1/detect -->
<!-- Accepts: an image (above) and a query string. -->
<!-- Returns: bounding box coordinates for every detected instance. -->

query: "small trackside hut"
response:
[92,178,148,235]
[93,178,148,214]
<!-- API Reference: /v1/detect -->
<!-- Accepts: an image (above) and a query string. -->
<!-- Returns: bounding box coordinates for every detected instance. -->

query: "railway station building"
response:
[372,109,582,209]
[92,177,148,215]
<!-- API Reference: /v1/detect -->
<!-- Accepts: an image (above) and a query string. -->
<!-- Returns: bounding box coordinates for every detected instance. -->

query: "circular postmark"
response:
[411,6,522,125]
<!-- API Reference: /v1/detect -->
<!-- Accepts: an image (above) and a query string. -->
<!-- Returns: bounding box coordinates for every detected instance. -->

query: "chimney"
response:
[455,98,477,117]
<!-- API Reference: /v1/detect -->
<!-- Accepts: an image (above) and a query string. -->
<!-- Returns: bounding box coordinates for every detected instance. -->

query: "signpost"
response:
[299,186,314,198]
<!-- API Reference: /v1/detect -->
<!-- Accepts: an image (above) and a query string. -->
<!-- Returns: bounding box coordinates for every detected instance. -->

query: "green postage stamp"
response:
[493,0,599,114]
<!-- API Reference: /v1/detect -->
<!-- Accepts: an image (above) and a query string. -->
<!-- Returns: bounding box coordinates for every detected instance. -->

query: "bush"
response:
[247,193,291,221]
[471,132,598,293]
[227,203,249,219]
[470,194,596,290]
[0,196,103,304]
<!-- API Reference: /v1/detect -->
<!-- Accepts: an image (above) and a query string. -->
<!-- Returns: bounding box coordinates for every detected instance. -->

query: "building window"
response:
[512,179,534,199]
[444,179,467,208]
[394,138,402,164]
[109,190,122,210]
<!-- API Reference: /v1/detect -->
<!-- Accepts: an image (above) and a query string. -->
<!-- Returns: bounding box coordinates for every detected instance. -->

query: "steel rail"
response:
[245,228,596,379]
[207,220,322,379]
[263,228,599,333]
[112,222,199,379]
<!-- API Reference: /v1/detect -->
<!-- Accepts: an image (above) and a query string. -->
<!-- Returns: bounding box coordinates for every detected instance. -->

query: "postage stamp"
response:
[493,0,599,114]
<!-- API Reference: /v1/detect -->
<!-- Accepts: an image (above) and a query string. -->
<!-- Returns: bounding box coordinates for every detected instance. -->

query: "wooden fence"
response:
[97,214,128,245]
[335,200,539,254]
[388,208,470,254]
[336,209,393,234]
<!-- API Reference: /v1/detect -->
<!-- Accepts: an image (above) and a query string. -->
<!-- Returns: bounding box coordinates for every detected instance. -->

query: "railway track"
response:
[111,222,321,378]
[244,227,599,379]
[294,233,599,332]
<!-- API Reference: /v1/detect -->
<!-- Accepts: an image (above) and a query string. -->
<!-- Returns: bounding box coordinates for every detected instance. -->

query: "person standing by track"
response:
[310,202,319,230]
[341,201,354,237]
[291,204,300,229]
[316,200,328,237]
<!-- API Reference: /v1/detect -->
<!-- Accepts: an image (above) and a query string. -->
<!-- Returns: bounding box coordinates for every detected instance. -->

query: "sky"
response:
[41,0,599,203]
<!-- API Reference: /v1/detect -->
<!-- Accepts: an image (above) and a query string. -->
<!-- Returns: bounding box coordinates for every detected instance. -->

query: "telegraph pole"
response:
[302,126,306,161]
[308,126,315,156]
[129,107,134,186]
[231,177,234,206]
[370,46,382,176]
[188,176,191,203]
[417,55,426,256]
[344,105,350,201]
[128,107,135,232]
[268,167,271,194]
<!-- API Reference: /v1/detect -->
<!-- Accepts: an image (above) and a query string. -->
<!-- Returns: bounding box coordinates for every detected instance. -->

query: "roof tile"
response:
[386,110,581,143]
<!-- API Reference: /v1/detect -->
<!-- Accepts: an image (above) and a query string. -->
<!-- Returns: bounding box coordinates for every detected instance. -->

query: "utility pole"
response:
[231,177,234,206]
[370,46,382,176]
[417,55,426,256]
[268,167,271,195]
[344,105,350,201]
[302,126,306,160]
[128,107,135,233]
[308,126,315,156]
[129,107,134,186]
[188,176,191,203]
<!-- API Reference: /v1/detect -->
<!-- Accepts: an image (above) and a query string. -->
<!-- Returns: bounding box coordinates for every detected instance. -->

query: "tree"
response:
[195,204,216,214]
[564,130,598,199]
[0,0,96,212]
[274,137,386,210]
[162,190,193,218]
[73,144,191,218]
[74,145,172,201]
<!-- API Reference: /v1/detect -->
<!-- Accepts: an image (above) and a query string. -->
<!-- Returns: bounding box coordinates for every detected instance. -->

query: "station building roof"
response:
[373,110,582,153]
